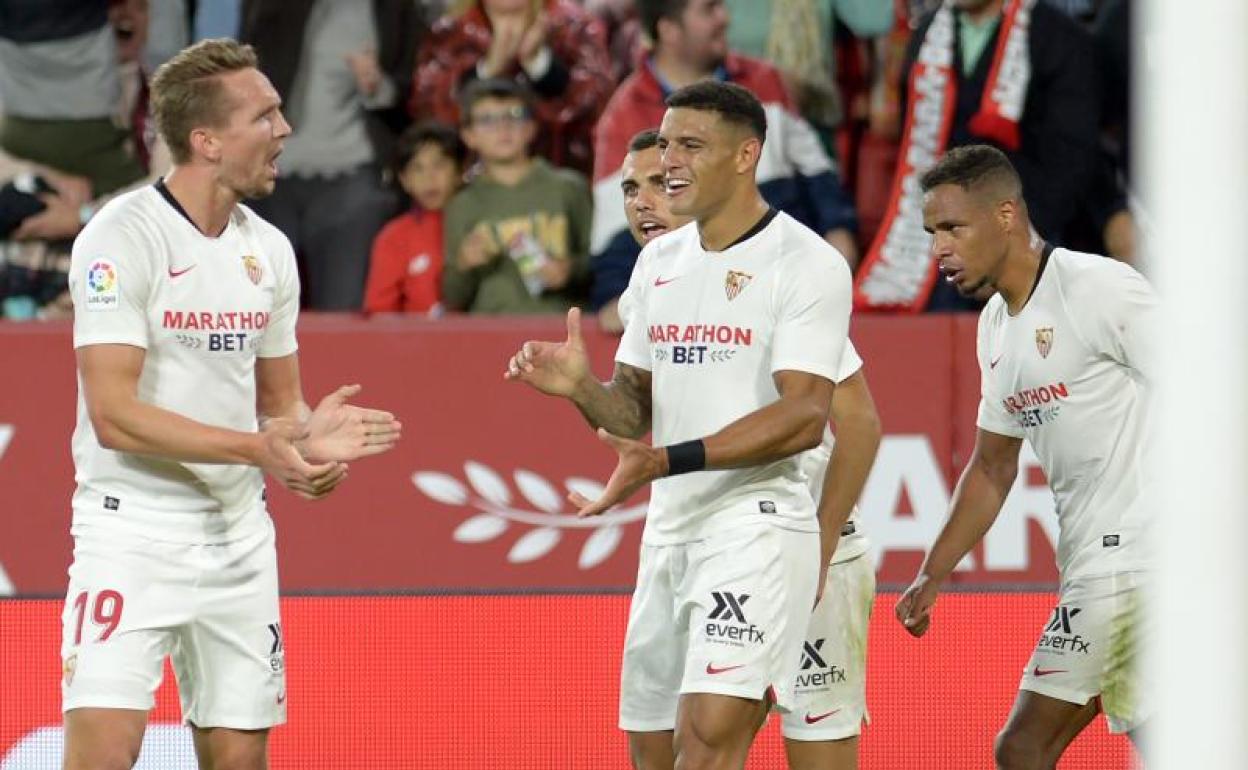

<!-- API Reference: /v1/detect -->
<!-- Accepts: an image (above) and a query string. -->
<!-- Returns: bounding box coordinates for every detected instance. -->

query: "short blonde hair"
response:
[150,39,259,164]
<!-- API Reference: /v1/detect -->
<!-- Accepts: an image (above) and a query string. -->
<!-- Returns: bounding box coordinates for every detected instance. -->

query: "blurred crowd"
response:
[0,0,1133,321]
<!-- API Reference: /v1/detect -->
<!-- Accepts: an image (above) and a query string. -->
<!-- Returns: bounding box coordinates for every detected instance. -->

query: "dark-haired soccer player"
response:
[506,81,853,769]
[896,144,1154,769]
[614,126,881,770]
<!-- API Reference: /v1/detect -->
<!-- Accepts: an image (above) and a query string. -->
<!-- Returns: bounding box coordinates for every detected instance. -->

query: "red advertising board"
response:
[0,594,1133,769]
[0,316,1063,595]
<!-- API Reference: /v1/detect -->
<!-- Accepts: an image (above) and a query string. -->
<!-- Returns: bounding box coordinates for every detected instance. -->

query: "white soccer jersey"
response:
[69,183,300,544]
[619,276,866,560]
[615,210,852,545]
[976,248,1155,582]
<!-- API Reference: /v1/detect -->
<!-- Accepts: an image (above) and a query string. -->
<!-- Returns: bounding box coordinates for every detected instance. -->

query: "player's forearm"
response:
[91,397,262,465]
[570,377,650,439]
[918,459,1016,583]
[703,397,826,470]
[816,410,881,540]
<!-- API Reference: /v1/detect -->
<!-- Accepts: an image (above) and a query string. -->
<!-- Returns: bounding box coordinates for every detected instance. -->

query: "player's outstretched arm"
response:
[78,344,344,499]
[815,370,882,600]
[505,307,652,439]
[895,428,1022,637]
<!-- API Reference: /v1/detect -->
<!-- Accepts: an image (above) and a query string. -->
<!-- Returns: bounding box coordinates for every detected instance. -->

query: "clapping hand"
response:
[258,418,347,500]
[301,384,402,464]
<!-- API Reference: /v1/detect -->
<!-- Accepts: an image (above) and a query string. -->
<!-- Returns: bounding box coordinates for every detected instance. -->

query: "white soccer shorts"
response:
[780,552,875,741]
[618,522,820,732]
[1018,571,1150,734]
[61,516,287,729]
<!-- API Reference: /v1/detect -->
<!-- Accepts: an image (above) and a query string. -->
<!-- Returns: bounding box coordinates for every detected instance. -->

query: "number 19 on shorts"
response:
[70,589,125,645]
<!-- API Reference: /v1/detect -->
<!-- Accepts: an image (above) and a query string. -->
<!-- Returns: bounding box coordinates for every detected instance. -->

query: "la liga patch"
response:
[84,258,119,311]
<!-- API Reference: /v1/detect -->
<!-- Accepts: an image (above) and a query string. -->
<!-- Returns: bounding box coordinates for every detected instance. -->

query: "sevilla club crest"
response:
[725,270,753,301]
[1035,327,1054,358]
[242,254,263,285]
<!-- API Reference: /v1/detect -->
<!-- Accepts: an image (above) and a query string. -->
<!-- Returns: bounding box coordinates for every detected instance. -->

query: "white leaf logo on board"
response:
[453,514,509,542]
[465,461,511,507]
[579,524,624,569]
[509,527,561,563]
[412,472,469,505]
[411,463,645,568]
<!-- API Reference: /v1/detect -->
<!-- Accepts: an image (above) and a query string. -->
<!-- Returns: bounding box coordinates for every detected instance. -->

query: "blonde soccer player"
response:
[61,39,401,770]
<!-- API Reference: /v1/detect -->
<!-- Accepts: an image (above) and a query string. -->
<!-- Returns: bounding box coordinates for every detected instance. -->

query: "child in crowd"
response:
[442,78,591,314]
[363,121,466,314]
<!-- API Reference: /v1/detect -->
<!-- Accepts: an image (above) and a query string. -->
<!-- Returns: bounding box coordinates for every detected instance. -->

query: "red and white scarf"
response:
[853,0,1036,312]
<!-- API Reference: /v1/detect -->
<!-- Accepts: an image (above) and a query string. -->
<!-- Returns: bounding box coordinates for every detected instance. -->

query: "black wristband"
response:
[664,440,706,476]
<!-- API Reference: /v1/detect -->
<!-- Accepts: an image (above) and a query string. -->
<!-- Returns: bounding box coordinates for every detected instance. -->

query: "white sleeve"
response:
[257,230,300,359]
[770,249,851,382]
[614,245,651,371]
[1085,261,1157,381]
[974,307,1025,438]
[835,339,863,383]
[70,219,153,349]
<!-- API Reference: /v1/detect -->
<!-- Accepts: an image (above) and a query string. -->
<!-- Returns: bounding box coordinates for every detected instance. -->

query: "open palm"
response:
[505,307,591,396]
[302,384,402,463]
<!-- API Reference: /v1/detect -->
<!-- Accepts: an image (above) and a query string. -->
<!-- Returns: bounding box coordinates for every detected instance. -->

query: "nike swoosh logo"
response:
[1032,667,1066,677]
[990,355,1003,369]
[168,264,197,278]
[276,692,286,704]
[654,276,678,287]
[705,663,744,675]
[804,709,841,724]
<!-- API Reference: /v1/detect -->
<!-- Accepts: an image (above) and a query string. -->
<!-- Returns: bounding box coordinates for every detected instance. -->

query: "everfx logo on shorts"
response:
[1038,605,1090,654]
[267,622,285,672]
[705,591,764,645]
[708,591,749,622]
[799,639,827,670]
[794,638,846,688]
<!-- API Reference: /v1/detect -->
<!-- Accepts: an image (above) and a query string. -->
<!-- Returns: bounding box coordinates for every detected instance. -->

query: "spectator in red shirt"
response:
[411,0,613,175]
[363,122,465,315]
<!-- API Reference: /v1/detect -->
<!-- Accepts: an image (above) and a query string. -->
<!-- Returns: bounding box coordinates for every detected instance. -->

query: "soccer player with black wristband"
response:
[505,81,853,770]
[597,125,883,769]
